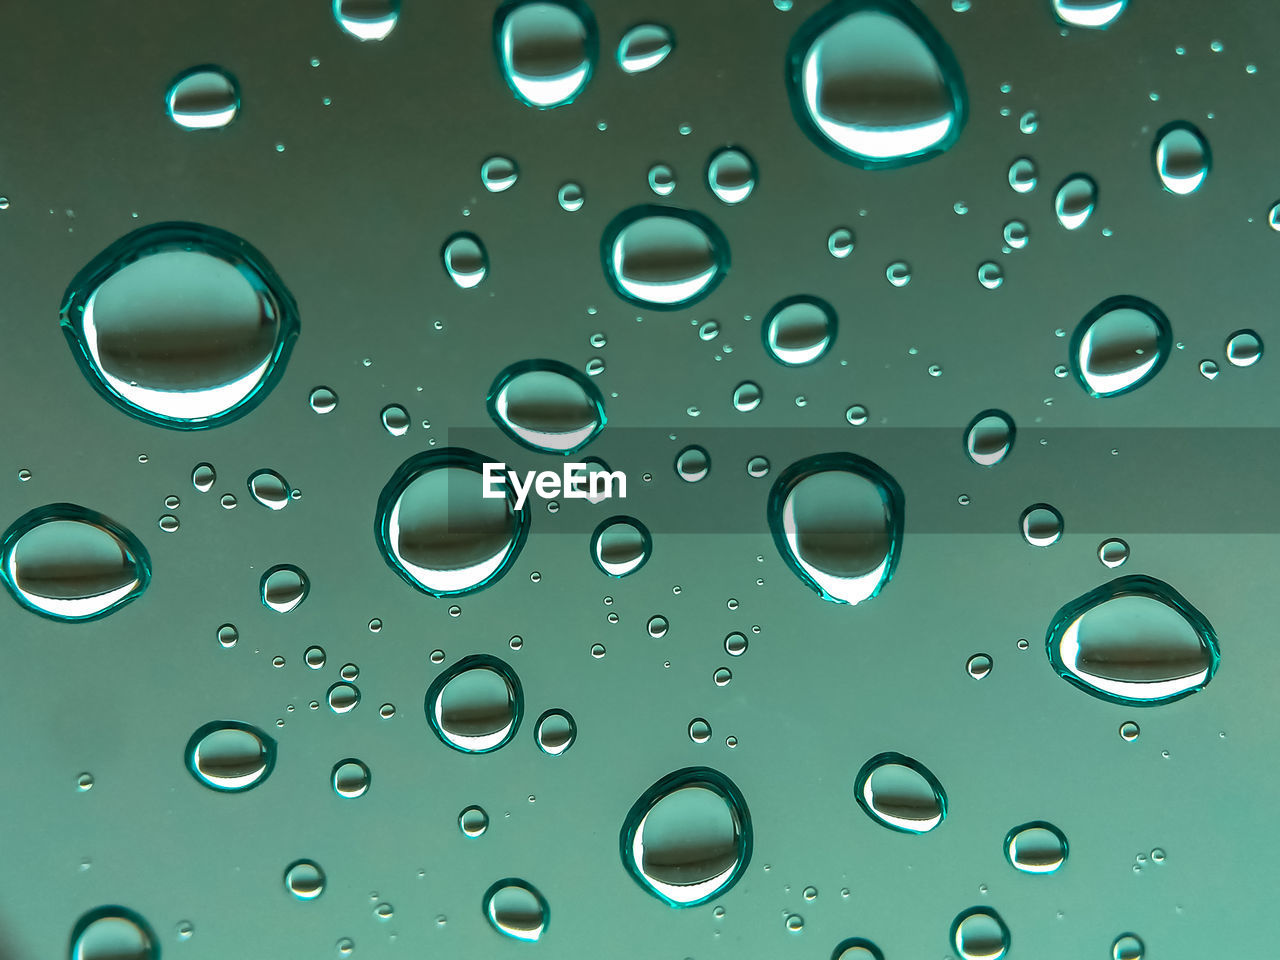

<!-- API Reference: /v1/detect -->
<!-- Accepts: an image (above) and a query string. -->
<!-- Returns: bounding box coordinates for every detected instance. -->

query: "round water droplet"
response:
[1004,821,1069,874]
[966,653,992,679]
[1070,295,1171,397]
[785,0,968,167]
[886,261,911,286]
[483,878,549,941]
[192,463,217,492]
[380,404,410,437]
[77,772,95,791]
[558,182,585,211]
[602,206,730,308]
[768,453,904,605]
[1226,329,1262,366]
[620,767,752,907]
[535,708,577,755]
[328,682,361,714]
[166,66,240,130]
[618,23,673,73]
[1099,538,1129,568]
[1119,720,1140,741]
[304,645,326,669]
[1020,503,1063,546]
[1154,122,1210,195]
[248,469,290,510]
[375,448,530,597]
[1018,109,1038,134]
[425,655,522,753]
[699,320,721,341]
[951,906,1010,960]
[487,359,606,453]
[833,938,885,960]
[309,387,338,413]
[647,163,676,197]
[1,505,150,622]
[964,410,1015,466]
[332,758,371,798]
[1052,0,1127,28]
[675,445,710,482]
[646,614,669,638]
[333,0,400,40]
[590,515,652,577]
[1054,174,1096,230]
[855,752,947,833]
[481,156,519,193]
[442,233,488,289]
[1008,156,1037,193]
[495,0,597,108]
[1047,575,1220,705]
[733,381,763,411]
[707,147,757,205]
[746,456,770,478]
[763,295,837,365]
[285,860,326,900]
[260,564,309,613]
[460,805,490,837]
[1112,933,1145,960]
[846,404,869,425]
[689,718,712,743]
[977,261,1003,289]
[1003,220,1029,250]
[590,642,606,658]
[61,223,299,429]
[70,907,158,960]
[828,227,855,258]
[185,720,276,792]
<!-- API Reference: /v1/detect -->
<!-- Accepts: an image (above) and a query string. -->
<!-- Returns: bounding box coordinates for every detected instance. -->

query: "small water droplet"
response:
[248,469,290,510]
[1112,933,1145,960]
[1225,329,1262,366]
[707,147,757,205]
[1008,156,1037,193]
[1055,174,1097,230]
[602,206,730,308]
[966,653,993,679]
[442,233,488,288]
[763,295,836,365]
[185,720,276,791]
[484,878,550,941]
[1154,122,1210,195]
[166,66,240,130]
[827,226,855,258]
[951,906,1011,959]
[885,260,912,286]
[1098,538,1129,568]
[617,22,673,73]
[332,758,371,798]
[481,155,519,193]
[558,181,585,211]
[1020,503,1063,546]
[1005,821,1069,874]
[260,564,308,613]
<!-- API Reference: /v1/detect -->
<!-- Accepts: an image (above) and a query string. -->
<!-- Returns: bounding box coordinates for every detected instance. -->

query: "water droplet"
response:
[1052,0,1126,28]
[855,752,947,833]
[951,906,1011,960]
[260,564,309,613]
[977,261,1003,289]
[481,155,519,193]
[746,455,771,478]
[185,720,276,791]
[1112,933,1145,960]
[602,206,730,308]
[248,469,290,510]
[786,0,967,167]
[1008,156,1037,193]
[1119,720,1140,741]
[713,667,733,686]
[535,708,577,755]
[558,182,585,211]
[964,410,1015,466]
[303,645,327,669]
[699,319,721,340]
[966,653,992,679]
[833,939,885,960]
[689,718,712,743]
[886,260,911,286]
[590,642,606,658]
[763,295,837,365]
[487,359,606,453]
[786,914,804,932]
[333,0,400,41]
[1199,359,1219,380]
[724,632,749,657]
[374,902,393,921]
[426,655,522,753]
[1018,109,1038,134]
[768,453,904,605]
[77,772,95,791]
[845,404,869,425]
[376,404,410,438]
[620,767,752,907]
[590,516,652,577]
[328,681,361,714]
[732,381,763,412]
[166,66,240,130]
[442,232,488,288]
[1002,220,1029,251]
[70,907,158,960]
[1020,503,1063,547]
[707,147,757,205]
[617,23,673,73]
[646,163,676,197]
[176,921,194,941]
[1070,295,1171,397]
[1154,122,1210,195]
[375,448,530,597]
[460,805,490,837]
[217,623,238,647]
[1099,538,1129,568]
[496,0,597,108]
[828,227,855,258]
[483,878,550,941]
[1055,174,1097,230]
[306,386,338,415]
[285,860,326,900]
[332,758,371,798]
[675,445,711,482]
[1,504,150,621]
[1226,329,1262,366]
[1005,821,1068,874]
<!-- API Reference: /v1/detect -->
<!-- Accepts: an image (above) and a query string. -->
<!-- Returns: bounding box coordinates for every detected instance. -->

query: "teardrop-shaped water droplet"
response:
[1153,122,1210,195]
[617,23,673,73]
[60,223,300,429]
[1112,933,1145,960]
[590,516,652,577]
[763,296,837,365]
[483,878,550,941]
[442,233,488,289]
[495,0,597,108]
[1199,359,1220,380]
[375,449,529,597]
[381,404,410,436]
[1005,821,1068,874]
[426,655,523,753]
[185,720,276,792]
[1099,538,1129,568]
[1070,295,1171,397]
[951,907,1010,960]
[675,445,711,482]
[166,66,240,130]
[1046,575,1220,705]
[70,907,158,960]
[620,767,752,907]
[854,752,947,833]
[487,359,606,453]
[460,805,490,837]
[707,147,757,204]
[966,652,992,678]
[285,860,326,900]
[481,156,519,193]
[333,0,400,41]
[1020,503,1063,546]
[1,504,150,621]
[534,708,577,755]
[332,758,371,798]
[964,410,1015,466]
[1054,174,1096,230]
[1226,329,1262,366]
[248,469,290,510]
[786,0,967,167]
[602,206,730,308]
[768,453,904,605]
[260,564,308,613]
[1052,0,1127,29]
[833,939,885,960]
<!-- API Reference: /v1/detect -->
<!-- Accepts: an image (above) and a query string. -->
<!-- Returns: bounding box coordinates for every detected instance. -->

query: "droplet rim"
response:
[183,720,277,793]
[599,204,731,310]
[493,0,600,110]
[1069,294,1172,398]
[853,751,948,834]
[1003,819,1070,873]
[590,514,653,578]
[424,654,524,754]
[485,358,607,455]
[761,295,838,366]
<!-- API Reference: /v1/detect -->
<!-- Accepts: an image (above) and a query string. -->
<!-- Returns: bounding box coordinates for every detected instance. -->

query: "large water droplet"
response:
[707,147,757,204]
[425,655,523,753]
[1054,174,1096,230]
[620,767,752,907]
[184,720,276,792]
[284,860,326,900]
[602,206,730,308]
[442,233,488,289]
[1,504,150,621]
[768,453,905,605]
[1020,503,1063,546]
[487,359,606,453]
[617,23,673,73]
[786,0,967,167]
[763,296,837,365]
[1046,575,1220,705]
[854,752,947,833]
[333,0,400,41]
[1226,329,1262,366]
[483,878,550,941]
[964,410,1015,466]
[1154,122,1210,195]
[166,66,240,130]
[495,0,597,108]
[260,564,309,613]
[248,469,290,510]
[60,223,299,429]
[591,515,652,577]
[535,708,577,755]
[374,448,530,597]
[1070,295,1171,397]
[950,907,1010,960]
[1052,0,1127,29]
[1004,821,1068,874]
[70,907,158,960]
